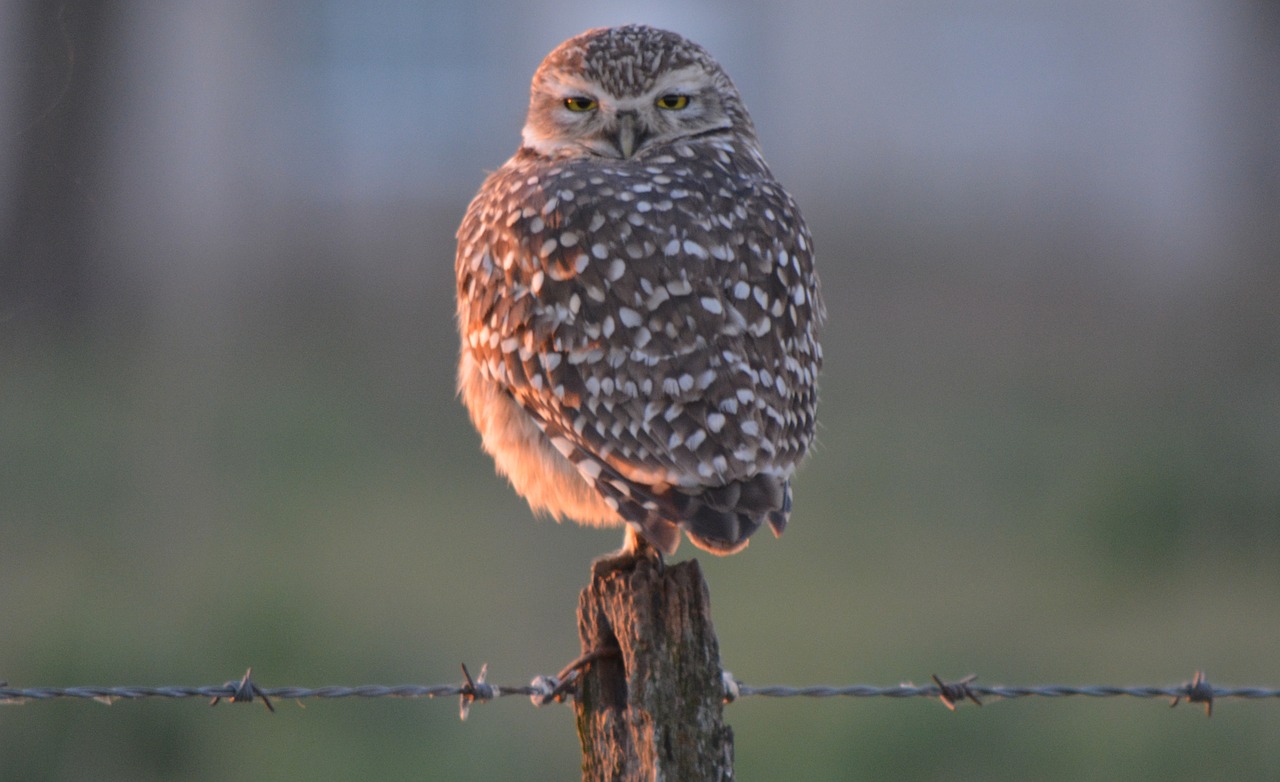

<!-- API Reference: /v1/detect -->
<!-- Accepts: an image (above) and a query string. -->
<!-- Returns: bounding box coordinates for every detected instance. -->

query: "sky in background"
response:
[2,0,1266,316]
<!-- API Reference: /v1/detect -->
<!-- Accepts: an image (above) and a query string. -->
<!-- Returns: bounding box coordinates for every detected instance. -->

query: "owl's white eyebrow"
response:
[649,66,706,94]
[543,74,598,97]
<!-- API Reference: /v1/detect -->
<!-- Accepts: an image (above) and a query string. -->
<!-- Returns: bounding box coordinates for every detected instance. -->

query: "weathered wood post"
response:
[574,556,734,781]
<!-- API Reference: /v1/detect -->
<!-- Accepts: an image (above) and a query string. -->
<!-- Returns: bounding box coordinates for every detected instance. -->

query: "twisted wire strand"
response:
[0,684,516,702]
[735,684,1280,700]
[2,669,1276,714]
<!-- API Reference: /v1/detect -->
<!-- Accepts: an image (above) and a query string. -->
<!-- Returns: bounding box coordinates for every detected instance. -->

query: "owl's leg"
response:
[590,526,664,577]
[621,525,649,557]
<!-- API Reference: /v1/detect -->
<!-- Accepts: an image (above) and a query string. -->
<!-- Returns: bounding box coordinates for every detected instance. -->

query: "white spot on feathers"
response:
[707,412,726,432]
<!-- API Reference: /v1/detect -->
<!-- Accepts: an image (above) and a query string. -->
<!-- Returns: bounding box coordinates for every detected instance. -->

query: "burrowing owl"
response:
[455,25,823,556]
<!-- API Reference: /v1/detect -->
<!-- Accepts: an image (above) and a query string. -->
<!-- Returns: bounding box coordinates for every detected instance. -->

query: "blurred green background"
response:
[3,2,1279,780]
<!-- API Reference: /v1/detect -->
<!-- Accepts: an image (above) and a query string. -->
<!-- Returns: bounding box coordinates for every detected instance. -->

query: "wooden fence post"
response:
[574,556,734,781]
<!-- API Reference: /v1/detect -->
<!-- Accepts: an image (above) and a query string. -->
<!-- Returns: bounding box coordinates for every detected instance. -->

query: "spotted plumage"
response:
[456,25,823,555]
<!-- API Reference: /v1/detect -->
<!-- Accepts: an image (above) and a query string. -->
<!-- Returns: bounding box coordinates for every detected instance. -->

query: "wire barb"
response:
[1170,670,1214,717]
[458,663,496,721]
[528,674,563,707]
[721,672,740,704]
[528,669,583,707]
[932,673,983,711]
[529,646,621,707]
[209,668,274,713]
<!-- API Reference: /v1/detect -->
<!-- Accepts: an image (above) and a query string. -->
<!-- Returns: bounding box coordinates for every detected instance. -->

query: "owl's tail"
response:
[614,474,791,556]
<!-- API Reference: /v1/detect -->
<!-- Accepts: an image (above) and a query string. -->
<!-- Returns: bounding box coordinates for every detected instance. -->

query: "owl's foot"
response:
[590,527,664,578]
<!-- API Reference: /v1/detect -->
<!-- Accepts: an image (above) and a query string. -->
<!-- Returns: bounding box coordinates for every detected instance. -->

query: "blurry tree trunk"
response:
[3,2,119,329]
[574,557,734,781]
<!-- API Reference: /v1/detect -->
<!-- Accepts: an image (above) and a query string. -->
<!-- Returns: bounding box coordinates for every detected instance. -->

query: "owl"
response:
[455,25,823,557]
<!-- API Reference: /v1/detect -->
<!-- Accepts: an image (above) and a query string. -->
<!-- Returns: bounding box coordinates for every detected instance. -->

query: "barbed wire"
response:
[2,667,1273,719]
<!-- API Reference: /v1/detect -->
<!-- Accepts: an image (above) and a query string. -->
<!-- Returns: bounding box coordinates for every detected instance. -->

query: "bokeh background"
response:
[3,1,1279,779]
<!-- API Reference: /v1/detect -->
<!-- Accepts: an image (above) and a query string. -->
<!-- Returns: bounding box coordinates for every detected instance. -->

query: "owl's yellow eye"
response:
[564,96,598,112]
[655,94,690,110]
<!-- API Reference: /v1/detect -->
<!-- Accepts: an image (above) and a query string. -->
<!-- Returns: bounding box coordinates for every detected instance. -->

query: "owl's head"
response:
[521,25,756,160]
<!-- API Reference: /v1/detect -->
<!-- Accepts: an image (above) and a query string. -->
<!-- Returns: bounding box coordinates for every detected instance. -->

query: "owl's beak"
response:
[614,113,648,159]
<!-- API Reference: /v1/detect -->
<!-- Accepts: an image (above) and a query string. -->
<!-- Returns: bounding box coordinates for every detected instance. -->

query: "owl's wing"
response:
[457,153,822,553]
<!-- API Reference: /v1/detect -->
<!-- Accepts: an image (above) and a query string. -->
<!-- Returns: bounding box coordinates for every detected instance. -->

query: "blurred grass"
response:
[2,214,1279,780]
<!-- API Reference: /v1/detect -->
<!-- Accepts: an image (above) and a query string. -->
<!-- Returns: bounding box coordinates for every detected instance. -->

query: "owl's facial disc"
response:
[522,66,731,160]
